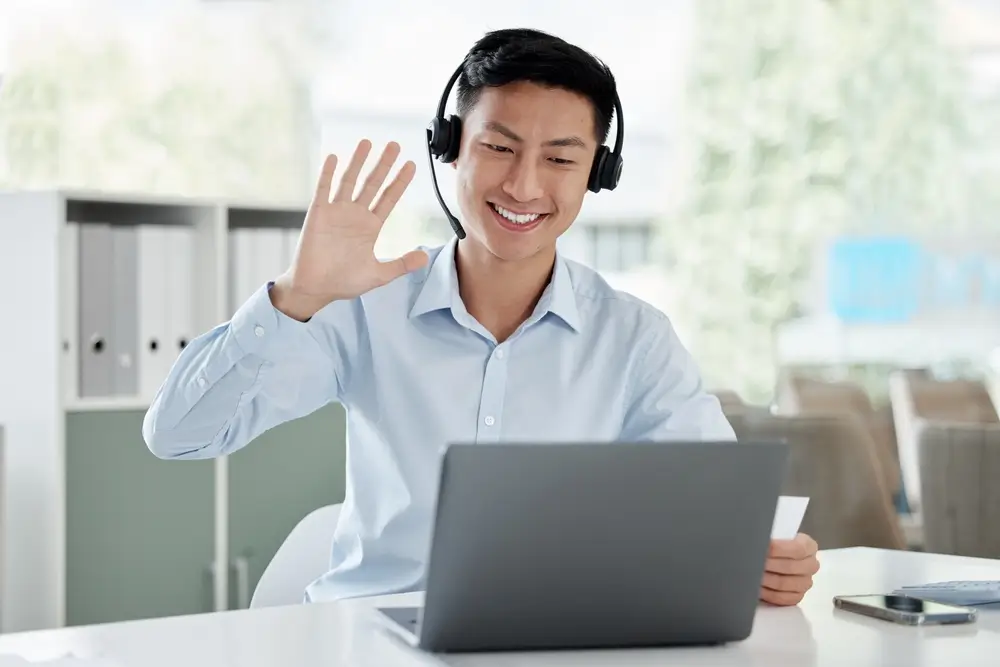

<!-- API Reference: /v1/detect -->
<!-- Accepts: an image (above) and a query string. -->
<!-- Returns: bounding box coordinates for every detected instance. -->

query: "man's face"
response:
[453,81,598,263]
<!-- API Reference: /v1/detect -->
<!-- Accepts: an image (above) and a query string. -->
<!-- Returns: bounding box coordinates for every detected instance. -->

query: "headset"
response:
[426,63,625,239]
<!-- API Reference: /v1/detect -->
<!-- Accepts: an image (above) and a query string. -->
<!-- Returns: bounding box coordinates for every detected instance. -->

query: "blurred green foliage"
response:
[662,0,1000,403]
[0,2,330,203]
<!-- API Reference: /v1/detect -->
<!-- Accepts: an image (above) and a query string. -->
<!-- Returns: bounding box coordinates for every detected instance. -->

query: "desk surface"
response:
[1,548,997,666]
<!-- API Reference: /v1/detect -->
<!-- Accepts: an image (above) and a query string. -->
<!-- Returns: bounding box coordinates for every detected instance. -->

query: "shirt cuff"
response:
[229,281,319,364]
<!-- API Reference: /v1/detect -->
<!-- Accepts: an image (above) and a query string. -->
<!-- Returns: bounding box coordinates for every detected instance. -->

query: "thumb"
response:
[376,248,429,285]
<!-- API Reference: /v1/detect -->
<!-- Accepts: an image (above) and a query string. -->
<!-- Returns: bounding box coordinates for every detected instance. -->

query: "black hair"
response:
[455,28,617,144]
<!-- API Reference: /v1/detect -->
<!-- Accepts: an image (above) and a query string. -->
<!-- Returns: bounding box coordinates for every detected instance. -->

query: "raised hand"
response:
[272,139,428,321]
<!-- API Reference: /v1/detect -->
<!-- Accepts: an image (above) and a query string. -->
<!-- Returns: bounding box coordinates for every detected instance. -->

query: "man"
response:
[143,28,819,607]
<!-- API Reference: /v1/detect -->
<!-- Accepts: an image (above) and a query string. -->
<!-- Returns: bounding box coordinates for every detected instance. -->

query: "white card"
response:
[771,496,809,540]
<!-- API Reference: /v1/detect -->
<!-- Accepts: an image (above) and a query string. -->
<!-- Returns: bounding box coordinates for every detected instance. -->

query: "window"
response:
[559,223,654,274]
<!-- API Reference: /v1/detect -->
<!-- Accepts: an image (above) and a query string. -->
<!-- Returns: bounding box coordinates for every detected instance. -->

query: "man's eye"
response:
[484,143,511,153]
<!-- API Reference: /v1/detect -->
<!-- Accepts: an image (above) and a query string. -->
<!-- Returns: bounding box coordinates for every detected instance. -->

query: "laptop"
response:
[376,440,789,653]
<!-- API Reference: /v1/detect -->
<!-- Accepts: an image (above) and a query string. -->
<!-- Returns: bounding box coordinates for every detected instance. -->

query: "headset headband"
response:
[427,62,624,239]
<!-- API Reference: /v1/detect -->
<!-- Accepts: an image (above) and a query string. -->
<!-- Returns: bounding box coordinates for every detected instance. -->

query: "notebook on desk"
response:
[375,440,792,653]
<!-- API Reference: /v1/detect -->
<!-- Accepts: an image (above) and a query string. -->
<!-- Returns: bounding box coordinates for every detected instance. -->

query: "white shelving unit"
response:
[0,188,310,632]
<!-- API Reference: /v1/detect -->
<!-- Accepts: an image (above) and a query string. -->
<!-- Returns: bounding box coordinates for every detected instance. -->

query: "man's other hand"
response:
[760,533,820,606]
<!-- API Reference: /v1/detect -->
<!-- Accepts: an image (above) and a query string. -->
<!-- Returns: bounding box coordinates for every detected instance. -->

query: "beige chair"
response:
[774,373,901,501]
[710,390,772,420]
[712,389,747,413]
[917,422,1000,559]
[728,412,906,550]
[889,372,999,515]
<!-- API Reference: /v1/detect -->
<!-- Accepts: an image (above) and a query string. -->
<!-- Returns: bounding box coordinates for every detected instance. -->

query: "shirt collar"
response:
[408,237,458,319]
[409,237,581,333]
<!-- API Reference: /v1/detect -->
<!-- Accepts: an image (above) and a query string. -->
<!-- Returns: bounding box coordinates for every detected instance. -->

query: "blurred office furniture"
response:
[773,373,901,503]
[888,371,998,519]
[710,390,771,418]
[250,503,341,609]
[0,190,345,632]
[711,389,745,414]
[917,422,1000,559]
[727,412,906,550]
[988,349,1000,413]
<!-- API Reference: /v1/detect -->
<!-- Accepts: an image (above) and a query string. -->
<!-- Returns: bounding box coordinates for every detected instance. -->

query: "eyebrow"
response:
[484,121,588,149]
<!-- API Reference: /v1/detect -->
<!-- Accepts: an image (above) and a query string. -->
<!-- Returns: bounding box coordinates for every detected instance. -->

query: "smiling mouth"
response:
[488,202,549,232]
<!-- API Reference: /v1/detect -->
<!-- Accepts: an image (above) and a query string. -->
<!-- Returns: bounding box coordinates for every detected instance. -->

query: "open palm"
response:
[288,139,429,304]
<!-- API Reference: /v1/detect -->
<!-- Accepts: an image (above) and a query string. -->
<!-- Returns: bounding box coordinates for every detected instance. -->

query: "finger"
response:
[312,154,338,204]
[376,249,429,285]
[371,160,417,221]
[759,586,805,607]
[765,555,820,576]
[762,571,813,594]
[333,139,373,202]
[355,141,402,207]
[769,534,818,560]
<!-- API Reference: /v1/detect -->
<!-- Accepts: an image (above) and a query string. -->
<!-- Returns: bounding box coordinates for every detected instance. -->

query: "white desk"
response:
[0,548,997,666]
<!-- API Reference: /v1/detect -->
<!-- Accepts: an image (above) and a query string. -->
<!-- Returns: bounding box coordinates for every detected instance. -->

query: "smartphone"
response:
[834,594,978,626]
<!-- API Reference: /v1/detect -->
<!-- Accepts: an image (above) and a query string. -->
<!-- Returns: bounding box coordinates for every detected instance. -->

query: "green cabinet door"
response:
[226,401,347,608]
[65,410,215,626]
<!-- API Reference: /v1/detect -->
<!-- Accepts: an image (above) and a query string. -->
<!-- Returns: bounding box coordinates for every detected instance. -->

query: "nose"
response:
[501,155,544,203]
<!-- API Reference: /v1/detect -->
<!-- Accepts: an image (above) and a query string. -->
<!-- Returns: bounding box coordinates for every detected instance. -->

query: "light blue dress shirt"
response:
[142,237,735,602]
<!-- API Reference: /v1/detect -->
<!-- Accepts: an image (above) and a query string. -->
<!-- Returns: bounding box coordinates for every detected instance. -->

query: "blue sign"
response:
[825,236,1000,323]
[827,237,921,322]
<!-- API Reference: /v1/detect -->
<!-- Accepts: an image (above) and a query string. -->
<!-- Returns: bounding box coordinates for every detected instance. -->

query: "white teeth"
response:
[492,203,541,225]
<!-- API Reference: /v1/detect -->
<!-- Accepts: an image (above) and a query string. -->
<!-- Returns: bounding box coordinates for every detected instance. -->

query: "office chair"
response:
[250,503,342,609]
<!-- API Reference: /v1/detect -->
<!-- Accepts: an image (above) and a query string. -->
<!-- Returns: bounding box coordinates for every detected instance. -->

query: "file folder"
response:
[77,222,114,398]
[284,227,300,269]
[229,228,256,314]
[256,228,287,289]
[110,224,139,397]
[138,224,171,400]
[60,222,79,402]
[163,225,195,364]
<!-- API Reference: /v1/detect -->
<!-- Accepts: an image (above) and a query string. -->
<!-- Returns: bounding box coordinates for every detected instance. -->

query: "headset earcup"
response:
[428,116,451,159]
[603,153,623,191]
[588,146,609,193]
[428,115,462,164]
[441,114,462,163]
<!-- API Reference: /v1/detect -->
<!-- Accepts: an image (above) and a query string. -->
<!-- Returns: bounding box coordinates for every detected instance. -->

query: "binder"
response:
[138,224,171,400]
[255,228,287,289]
[77,222,114,398]
[284,227,300,269]
[110,224,139,397]
[163,225,195,364]
[228,228,256,314]
[59,222,79,403]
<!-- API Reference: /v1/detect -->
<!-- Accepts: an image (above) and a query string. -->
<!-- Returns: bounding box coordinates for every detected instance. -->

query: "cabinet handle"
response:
[232,556,251,609]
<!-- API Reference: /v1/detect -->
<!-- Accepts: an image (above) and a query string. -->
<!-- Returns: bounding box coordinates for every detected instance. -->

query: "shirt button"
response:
[197,377,207,388]
[484,416,495,426]
[254,325,265,337]
[495,348,504,359]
